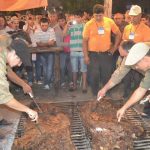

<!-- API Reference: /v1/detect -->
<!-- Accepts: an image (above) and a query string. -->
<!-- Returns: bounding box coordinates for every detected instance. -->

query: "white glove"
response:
[27,109,38,122]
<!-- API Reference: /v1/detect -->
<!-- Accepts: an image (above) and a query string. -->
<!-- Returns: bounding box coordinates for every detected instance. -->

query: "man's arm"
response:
[83,37,90,64]
[7,67,32,94]
[5,98,38,121]
[97,58,130,98]
[117,87,147,122]
[63,22,70,37]
[110,30,122,54]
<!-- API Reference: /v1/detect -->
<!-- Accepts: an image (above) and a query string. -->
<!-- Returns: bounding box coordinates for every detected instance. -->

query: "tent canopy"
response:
[0,0,48,11]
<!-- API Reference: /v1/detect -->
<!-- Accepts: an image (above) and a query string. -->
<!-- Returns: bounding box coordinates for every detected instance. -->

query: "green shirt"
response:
[68,24,84,52]
[111,57,150,90]
[0,49,13,104]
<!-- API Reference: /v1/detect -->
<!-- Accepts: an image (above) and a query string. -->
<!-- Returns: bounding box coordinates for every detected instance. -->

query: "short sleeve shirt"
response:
[122,23,150,42]
[83,17,120,52]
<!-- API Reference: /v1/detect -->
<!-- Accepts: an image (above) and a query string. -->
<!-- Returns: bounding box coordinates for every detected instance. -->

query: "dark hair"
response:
[146,14,150,21]
[93,4,104,14]
[58,13,66,20]
[0,15,7,27]
[48,9,57,15]
[40,17,49,23]
[120,40,135,52]
[73,10,83,17]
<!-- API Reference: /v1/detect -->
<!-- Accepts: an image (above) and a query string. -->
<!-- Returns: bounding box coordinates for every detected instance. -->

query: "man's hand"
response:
[116,107,126,122]
[22,83,32,94]
[97,88,106,100]
[108,46,117,55]
[84,56,90,65]
[48,40,55,46]
[27,109,38,122]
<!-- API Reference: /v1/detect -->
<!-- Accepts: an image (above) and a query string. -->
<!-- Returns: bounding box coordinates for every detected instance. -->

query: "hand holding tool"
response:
[28,92,43,113]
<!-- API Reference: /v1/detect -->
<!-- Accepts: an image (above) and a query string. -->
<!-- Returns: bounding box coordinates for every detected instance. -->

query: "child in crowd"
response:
[63,10,87,92]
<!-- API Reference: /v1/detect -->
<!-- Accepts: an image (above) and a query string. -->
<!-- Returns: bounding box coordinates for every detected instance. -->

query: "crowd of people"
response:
[0,3,150,139]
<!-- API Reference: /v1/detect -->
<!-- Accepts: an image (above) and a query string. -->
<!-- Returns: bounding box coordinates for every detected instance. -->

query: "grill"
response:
[70,103,91,150]
[14,101,150,150]
[14,102,92,150]
[126,108,150,150]
[15,113,26,139]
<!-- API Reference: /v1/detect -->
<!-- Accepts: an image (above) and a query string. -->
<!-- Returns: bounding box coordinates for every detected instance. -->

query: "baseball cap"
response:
[11,39,32,67]
[125,43,150,66]
[129,5,142,16]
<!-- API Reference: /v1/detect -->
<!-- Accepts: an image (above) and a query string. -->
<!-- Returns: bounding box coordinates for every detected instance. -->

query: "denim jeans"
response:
[34,54,42,81]
[60,52,72,83]
[40,53,54,85]
[26,66,33,83]
[70,51,87,73]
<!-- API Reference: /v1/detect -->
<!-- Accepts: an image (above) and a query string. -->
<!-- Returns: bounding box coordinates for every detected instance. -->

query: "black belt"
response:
[89,51,109,54]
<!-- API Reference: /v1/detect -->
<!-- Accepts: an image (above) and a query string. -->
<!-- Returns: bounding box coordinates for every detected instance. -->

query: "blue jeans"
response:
[34,54,42,81]
[26,66,33,83]
[40,53,54,85]
[60,52,72,83]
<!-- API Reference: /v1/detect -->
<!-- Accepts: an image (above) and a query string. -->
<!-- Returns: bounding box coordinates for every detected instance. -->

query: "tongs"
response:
[28,92,43,113]
[34,121,43,135]
[28,92,43,134]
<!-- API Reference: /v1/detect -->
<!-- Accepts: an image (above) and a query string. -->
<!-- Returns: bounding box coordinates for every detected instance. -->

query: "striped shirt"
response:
[68,24,84,52]
[33,27,56,46]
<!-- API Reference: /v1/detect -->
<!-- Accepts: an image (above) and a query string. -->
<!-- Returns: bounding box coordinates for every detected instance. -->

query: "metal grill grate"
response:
[14,102,92,150]
[70,103,92,150]
[126,108,150,150]
[15,113,27,139]
[15,102,150,150]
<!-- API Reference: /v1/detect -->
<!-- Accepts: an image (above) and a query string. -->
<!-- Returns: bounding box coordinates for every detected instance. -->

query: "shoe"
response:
[61,82,66,88]
[0,119,12,126]
[69,84,77,92]
[43,85,50,90]
[36,80,43,85]
[82,89,87,93]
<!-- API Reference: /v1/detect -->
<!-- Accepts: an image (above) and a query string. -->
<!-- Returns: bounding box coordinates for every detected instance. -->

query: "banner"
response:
[0,0,48,11]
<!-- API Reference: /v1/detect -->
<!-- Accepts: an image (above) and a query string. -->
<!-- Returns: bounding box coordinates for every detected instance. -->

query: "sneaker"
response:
[61,82,66,88]
[0,119,12,126]
[43,85,50,90]
[36,81,43,85]
[69,83,77,92]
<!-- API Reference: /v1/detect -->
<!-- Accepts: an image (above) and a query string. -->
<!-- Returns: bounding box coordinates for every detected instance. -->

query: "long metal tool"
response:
[28,92,43,113]
[34,121,43,135]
